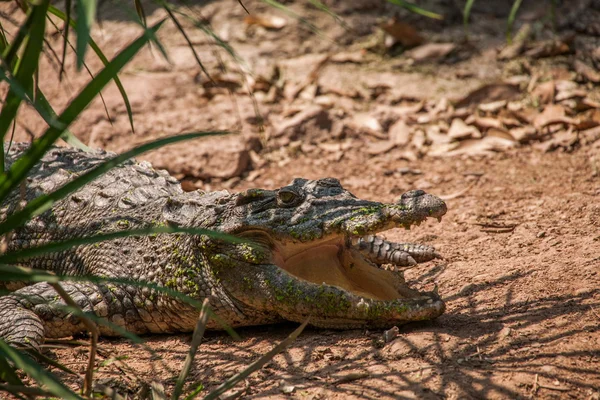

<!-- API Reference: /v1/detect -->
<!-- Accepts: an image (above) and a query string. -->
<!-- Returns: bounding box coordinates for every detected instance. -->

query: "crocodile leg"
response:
[0,281,151,350]
[350,235,442,267]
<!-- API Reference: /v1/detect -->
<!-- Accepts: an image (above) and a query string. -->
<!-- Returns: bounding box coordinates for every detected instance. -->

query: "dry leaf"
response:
[353,113,383,133]
[406,43,456,63]
[574,60,600,83]
[380,19,424,48]
[531,81,555,105]
[388,119,412,146]
[366,140,396,155]
[330,51,366,64]
[272,105,324,138]
[525,35,574,58]
[471,117,504,130]
[487,127,517,142]
[456,83,520,109]
[510,126,538,143]
[318,142,342,153]
[443,136,516,156]
[574,109,600,130]
[412,129,427,149]
[555,88,587,102]
[244,14,287,30]
[497,23,532,60]
[394,101,424,116]
[539,128,578,152]
[448,118,482,140]
[426,125,452,144]
[478,100,507,113]
[533,104,573,129]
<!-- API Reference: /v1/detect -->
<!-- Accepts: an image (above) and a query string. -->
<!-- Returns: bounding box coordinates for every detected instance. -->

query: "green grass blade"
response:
[463,0,475,36]
[134,0,148,27]
[0,226,243,264]
[1,9,33,68]
[0,0,49,143]
[0,352,24,386]
[507,0,523,44]
[0,19,166,204]
[0,340,83,400]
[48,4,136,133]
[172,298,210,400]
[74,0,97,70]
[0,65,65,131]
[0,62,88,150]
[306,0,348,29]
[260,0,322,36]
[60,0,72,80]
[202,319,309,400]
[0,130,227,236]
[386,0,443,20]
[163,4,211,81]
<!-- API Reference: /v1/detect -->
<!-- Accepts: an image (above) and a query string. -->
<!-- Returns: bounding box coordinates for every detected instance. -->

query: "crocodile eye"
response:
[277,188,300,206]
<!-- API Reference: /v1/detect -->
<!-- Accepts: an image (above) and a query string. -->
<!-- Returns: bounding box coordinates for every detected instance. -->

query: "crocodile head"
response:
[209,178,447,329]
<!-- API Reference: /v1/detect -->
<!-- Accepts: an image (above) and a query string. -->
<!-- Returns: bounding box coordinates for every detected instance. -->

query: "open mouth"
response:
[271,232,442,301]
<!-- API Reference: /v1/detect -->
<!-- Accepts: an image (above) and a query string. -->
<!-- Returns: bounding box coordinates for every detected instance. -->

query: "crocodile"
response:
[0,144,447,350]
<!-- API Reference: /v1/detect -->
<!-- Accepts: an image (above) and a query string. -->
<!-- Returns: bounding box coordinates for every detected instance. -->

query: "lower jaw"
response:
[276,241,425,302]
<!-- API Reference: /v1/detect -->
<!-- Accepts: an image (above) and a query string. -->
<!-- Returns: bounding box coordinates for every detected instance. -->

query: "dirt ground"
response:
[4,0,600,398]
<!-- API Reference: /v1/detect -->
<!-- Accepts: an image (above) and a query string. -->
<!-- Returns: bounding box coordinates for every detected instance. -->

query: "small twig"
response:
[49,283,98,398]
[333,371,371,385]
[531,373,538,396]
[537,383,570,392]
[481,227,517,233]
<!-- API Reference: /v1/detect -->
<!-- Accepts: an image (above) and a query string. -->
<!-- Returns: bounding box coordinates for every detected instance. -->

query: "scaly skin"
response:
[0,144,447,350]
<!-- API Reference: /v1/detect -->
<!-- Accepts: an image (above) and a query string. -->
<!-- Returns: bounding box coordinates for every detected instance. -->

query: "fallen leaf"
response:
[525,34,574,58]
[574,59,600,83]
[487,127,517,142]
[388,119,412,146]
[406,43,456,63]
[412,129,427,149]
[394,101,424,116]
[531,81,555,104]
[244,14,287,30]
[509,126,538,143]
[456,83,520,109]
[271,105,324,138]
[497,23,532,60]
[330,51,366,64]
[580,125,600,145]
[539,128,579,152]
[380,18,424,47]
[442,136,516,156]
[426,124,452,145]
[533,104,574,129]
[318,142,342,153]
[478,100,507,113]
[471,117,504,130]
[574,109,600,130]
[366,140,396,155]
[555,88,587,102]
[448,118,482,140]
[353,113,383,133]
